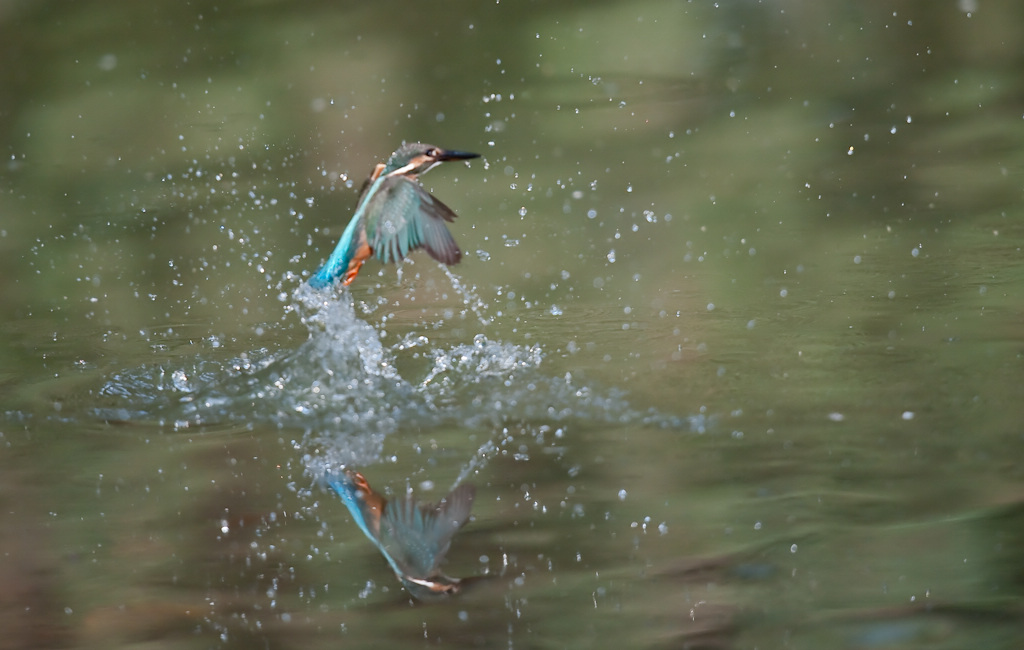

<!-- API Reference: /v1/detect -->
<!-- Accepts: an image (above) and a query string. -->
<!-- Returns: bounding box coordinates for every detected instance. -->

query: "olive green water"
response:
[3,1,1024,648]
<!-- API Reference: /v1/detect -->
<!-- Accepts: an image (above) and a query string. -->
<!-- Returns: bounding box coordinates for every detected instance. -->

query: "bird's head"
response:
[383,143,480,178]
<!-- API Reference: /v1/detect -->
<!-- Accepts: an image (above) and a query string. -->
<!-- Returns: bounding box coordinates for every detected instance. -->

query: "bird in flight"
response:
[309,143,480,288]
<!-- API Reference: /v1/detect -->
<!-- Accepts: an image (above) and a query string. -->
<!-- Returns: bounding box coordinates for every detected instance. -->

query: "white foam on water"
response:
[96,274,705,480]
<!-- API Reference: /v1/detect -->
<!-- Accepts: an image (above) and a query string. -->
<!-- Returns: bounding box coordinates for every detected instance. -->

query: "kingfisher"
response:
[308,143,480,289]
[327,469,476,600]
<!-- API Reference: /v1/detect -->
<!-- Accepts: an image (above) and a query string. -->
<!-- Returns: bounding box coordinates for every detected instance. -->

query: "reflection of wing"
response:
[363,176,463,266]
[380,484,475,578]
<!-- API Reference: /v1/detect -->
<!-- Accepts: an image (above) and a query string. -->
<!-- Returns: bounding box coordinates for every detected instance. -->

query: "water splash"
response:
[440,265,493,327]
[96,275,705,478]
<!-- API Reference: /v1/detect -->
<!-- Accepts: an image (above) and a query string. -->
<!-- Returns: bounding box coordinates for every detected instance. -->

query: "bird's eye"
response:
[424,147,437,157]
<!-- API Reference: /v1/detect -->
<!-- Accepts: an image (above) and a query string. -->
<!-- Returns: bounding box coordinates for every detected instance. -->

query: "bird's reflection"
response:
[328,469,475,600]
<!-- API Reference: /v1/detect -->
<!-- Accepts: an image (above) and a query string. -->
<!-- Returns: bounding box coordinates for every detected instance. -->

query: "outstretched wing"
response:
[380,483,476,578]
[363,176,463,267]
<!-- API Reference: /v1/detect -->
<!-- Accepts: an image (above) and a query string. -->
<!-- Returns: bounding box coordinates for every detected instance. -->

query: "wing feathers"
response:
[366,177,463,267]
[380,483,476,577]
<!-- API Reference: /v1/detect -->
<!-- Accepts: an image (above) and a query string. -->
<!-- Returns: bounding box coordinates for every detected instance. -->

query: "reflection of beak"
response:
[401,574,461,596]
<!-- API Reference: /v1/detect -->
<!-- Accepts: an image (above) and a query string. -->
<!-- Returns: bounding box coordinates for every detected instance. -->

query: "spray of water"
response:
[96,272,703,486]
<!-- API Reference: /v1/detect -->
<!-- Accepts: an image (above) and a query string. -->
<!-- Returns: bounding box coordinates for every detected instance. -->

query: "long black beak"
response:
[435,148,480,162]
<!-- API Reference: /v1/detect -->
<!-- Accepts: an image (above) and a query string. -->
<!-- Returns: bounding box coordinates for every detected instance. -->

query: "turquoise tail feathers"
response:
[309,210,363,288]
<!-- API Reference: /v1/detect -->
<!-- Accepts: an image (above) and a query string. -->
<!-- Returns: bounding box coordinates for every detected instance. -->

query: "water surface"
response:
[3,1,1024,648]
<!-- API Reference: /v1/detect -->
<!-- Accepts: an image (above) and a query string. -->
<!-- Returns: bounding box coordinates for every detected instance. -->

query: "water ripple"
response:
[96,281,705,474]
